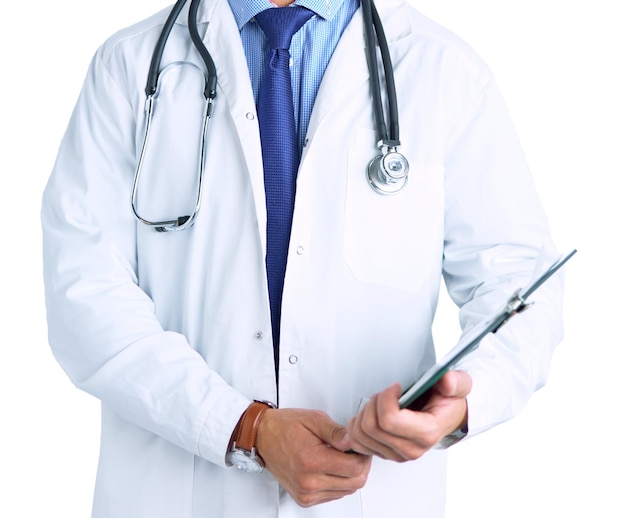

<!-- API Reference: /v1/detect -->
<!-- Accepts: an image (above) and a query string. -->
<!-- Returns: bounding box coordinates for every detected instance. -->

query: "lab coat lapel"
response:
[305,7,369,141]
[202,0,268,250]
[306,0,412,146]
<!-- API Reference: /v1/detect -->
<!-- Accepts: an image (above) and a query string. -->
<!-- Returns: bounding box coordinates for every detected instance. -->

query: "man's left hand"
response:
[346,370,472,461]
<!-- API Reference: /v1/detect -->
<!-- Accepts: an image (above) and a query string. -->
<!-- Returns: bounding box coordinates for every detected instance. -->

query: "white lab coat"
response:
[41,0,564,516]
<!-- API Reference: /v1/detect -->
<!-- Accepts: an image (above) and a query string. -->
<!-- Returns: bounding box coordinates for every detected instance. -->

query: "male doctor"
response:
[41,0,564,516]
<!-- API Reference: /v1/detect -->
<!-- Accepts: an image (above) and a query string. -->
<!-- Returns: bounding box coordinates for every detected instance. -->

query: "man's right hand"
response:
[255,408,372,507]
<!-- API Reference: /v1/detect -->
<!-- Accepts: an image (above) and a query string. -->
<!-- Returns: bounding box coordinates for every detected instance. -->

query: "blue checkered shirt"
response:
[227,0,359,152]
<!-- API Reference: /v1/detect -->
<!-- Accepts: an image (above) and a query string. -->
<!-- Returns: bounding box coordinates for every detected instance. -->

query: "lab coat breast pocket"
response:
[343,128,444,292]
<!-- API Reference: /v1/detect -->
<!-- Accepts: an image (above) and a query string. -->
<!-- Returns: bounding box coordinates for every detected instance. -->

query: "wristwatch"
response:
[227,400,276,473]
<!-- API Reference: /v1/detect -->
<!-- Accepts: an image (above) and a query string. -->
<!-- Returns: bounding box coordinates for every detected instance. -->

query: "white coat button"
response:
[296,246,304,255]
[246,112,255,120]
[289,355,298,364]
[254,331,263,341]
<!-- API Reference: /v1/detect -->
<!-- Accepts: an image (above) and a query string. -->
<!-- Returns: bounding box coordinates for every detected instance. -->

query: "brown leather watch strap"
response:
[232,401,273,453]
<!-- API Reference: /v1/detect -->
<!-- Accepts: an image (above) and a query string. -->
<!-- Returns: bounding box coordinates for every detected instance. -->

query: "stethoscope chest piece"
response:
[367,148,409,195]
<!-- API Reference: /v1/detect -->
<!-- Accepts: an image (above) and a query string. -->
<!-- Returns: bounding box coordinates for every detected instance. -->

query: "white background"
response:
[0,1,623,516]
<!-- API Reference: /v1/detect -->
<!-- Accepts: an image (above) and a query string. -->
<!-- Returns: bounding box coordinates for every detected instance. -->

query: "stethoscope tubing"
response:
[361,0,387,144]
[371,2,399,143]
[188,0,217,101]
[361,0,399,146]
[145,0,186,96]
[133,0,408,231]
[145,0,217,102]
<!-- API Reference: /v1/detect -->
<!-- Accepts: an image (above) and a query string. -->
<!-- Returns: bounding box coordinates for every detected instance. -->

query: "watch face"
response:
[228,449,264,474]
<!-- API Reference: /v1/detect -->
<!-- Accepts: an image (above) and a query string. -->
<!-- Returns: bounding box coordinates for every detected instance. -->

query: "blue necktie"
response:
[256,6,313,373]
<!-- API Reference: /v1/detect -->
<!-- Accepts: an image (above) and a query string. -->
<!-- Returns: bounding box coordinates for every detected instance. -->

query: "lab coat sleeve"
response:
[441,78,565,437]
[41,46,250,467]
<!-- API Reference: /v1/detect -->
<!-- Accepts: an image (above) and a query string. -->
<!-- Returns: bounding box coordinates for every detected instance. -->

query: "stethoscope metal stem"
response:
[131,93,213,232]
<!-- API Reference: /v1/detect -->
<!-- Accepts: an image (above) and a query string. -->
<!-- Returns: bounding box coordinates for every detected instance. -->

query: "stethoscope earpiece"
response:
[367,147,409,195]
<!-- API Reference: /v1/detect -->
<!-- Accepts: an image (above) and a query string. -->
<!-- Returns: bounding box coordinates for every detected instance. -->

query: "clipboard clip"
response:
[492,248,578,334]
[493,289,533,333]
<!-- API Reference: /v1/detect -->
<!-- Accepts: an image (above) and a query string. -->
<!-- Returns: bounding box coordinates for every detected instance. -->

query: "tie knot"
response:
[255,6,313,50]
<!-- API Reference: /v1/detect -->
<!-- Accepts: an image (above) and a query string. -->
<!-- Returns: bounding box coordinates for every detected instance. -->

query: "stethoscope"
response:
[131,0,409,232]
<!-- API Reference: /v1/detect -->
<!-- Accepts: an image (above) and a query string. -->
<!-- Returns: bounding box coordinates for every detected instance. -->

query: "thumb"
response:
[435,370,472,398]
[311,414,350,451]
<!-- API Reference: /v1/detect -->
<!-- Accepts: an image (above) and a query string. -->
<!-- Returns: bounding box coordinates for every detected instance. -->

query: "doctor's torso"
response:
[43,0,547,516]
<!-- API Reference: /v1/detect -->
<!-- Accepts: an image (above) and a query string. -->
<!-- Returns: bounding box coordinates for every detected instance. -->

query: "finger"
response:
[298,455,371,489]
[287,470,367,508]
[298,442,370,476]
[350,430,420,462]
[286,450,372,506]
[433,370,472,398]
[375,382,404,417]
[291,486,363,508]
[348,393,418,461]
[374,384,429,441]
[351,384,453,459]
[304,411,351,452]
[373,387,436,458]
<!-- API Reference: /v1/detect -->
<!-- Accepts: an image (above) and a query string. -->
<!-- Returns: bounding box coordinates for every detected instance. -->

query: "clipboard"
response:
[398,249,577,410]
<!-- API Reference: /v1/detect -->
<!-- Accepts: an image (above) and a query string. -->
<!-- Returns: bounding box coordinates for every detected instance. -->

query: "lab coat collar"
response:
[227,0,348,29]
[172,0,348,27]
[172,0,412,42]
[169,0,222,26]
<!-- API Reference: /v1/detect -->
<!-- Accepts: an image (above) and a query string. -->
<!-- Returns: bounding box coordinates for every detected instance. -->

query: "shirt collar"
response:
[227,0,348,30]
